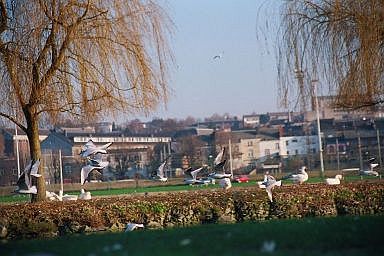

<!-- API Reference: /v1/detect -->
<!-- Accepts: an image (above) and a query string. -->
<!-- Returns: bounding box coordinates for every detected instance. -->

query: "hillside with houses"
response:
[1,97,384,186]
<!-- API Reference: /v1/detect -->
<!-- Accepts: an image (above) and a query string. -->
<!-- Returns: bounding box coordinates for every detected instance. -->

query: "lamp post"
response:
[313,80,324,176]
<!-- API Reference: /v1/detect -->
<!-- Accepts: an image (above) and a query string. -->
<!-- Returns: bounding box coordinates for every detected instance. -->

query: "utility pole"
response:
[313,80,324,176]
[377,129,382,169]
[59,149,63,197]
[15,123,20,178]
[358,133,363,170]
[336,138,340,171]
[228,138,233,177]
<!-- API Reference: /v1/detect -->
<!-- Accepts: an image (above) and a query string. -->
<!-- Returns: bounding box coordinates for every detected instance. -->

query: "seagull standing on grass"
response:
[325,174,343,185]
[283,166,308,184]
[220,177,232,190]
[79,188,92,200]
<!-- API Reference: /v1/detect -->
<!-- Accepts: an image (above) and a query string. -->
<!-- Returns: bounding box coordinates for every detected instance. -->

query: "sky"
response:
[134,0,282,121]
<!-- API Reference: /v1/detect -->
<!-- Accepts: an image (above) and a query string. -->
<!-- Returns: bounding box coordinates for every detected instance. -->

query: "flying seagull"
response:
[15,159,41,194]
[80,158,109,185]
[79,140,112,158]
[360,157,379,177]
[184,166,205,185]
[125,223,144,232]
[214,147,225,167]
[155,156,170,182]
[259,172,281,202]
[209,159,232,179]
[213,51,224,60]
[209,148,232,179]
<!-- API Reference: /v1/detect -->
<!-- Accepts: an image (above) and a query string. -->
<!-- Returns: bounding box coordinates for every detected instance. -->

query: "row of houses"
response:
[0,125,172,186]
[1,112,384,186]
[182,117,384,174]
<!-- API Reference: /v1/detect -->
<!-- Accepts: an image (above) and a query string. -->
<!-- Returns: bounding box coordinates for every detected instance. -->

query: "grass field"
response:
[0,175,380,204]
[1,214,383,256]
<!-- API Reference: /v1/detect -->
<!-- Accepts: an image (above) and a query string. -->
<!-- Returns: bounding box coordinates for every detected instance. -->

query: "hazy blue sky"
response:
[135,0,282,121]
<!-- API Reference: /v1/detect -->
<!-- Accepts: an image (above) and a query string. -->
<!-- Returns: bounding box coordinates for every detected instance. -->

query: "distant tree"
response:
[0,0,173,201]
[278,0,384,110]
[205,113,224,122]
[180,116,197,127]
[177,136,206,167]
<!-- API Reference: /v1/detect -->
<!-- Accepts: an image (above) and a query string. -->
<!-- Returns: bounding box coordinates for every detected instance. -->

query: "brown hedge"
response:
[0,181,383,240]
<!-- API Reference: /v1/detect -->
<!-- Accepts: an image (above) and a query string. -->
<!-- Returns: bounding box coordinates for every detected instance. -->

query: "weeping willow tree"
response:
[278,0,384,111]
[0,0,173,202]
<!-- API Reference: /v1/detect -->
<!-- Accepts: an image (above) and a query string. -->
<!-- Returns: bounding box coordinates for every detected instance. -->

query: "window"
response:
[248,150,254,158]
[327,145,336,154]
[247,141,253,146]
[295,149,299,155]
[64,166,72,175]
[286,141,289,146]
[275,143,279,150]
[265,149,270,156]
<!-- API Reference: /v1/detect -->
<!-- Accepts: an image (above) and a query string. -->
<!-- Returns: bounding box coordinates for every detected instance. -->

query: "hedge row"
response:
[0,181,383,240]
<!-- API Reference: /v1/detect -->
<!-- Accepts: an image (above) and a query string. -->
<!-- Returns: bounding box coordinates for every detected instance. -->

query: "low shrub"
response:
[0,181,383,240]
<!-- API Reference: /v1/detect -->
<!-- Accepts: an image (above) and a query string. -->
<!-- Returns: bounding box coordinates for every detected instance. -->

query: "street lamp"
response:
[313,79,324,176]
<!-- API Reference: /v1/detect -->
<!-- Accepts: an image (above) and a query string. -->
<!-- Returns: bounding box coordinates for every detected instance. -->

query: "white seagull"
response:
[80,159,109,185]
[79,188,92,200]
[360,158,379,177]
[325,174,343,185]
[46,191,62,201]
[155,157,169,182]
[209,148,232,179]
[219,177,232,190]
[184,167,205,185]
[214,147,225,166]
[79,140,112,158]
[208,159,232,179]
[213,51,224,60]
[283,166,308,184]
[125,223,144,232]
[259,173,282,202]
[15,159,41,194]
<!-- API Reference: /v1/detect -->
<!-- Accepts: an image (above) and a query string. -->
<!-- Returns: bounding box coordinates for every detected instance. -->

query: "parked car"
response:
[233,175,249,183]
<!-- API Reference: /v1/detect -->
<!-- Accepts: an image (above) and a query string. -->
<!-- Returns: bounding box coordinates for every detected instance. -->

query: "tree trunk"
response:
[25,108,46,202]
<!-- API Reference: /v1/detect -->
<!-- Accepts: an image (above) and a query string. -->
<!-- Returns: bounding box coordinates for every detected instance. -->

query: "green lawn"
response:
[1,215,383,256]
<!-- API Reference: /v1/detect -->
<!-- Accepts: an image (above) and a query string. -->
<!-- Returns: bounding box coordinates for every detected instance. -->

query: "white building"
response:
[238,135,280,166]
[243,114,260,128]
[279,135,319,158]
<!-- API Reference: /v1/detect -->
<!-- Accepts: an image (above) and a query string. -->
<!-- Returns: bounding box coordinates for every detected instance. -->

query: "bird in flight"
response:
[213,51,224,60]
